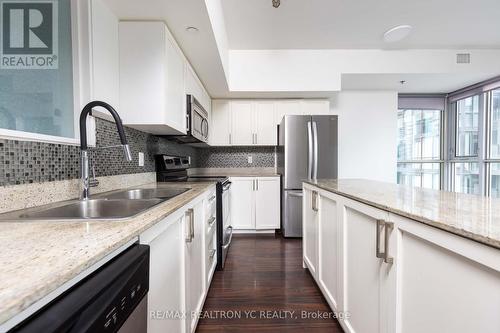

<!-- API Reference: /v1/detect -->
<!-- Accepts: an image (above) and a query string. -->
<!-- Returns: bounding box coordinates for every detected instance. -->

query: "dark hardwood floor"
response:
[196,234,344,332]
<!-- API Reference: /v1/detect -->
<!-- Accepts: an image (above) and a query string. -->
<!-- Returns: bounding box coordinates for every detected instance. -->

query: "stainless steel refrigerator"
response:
[277,115,338,237]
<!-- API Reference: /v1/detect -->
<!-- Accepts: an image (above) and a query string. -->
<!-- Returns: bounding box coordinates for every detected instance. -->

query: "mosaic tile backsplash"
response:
[197,146,276,168]
[0,118,197,186]
[0,118,276,186]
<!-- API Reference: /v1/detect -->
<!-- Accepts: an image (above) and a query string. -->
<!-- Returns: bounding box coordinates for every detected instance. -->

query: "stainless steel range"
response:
[155,155,233,270]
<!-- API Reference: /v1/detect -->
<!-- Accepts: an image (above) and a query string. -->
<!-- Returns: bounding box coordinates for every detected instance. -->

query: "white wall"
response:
[330,91,398,183]
[229,49,500,93]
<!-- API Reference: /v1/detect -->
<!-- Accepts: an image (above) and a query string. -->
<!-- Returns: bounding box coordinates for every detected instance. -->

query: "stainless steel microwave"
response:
[168,95,209,144]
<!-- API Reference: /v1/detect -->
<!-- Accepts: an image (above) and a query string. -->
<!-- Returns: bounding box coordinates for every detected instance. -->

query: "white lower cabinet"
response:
[142,212,185,333]
[303,183,500,333]
[231,177,280,231]
[303,188,318,275]
[388,213,500,333]
[140,188,217,333]
[185,200,205,332]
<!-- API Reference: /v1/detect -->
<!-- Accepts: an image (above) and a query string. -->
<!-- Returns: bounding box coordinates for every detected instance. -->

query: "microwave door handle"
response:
[201,118,209,139]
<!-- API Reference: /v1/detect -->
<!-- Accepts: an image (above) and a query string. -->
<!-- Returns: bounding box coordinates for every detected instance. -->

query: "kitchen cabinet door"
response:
[231,101,254,145]
[185,200,205,333]
[275,100,302,126]
[254,101,277,145]
[230,178,255,230]
[342,198,389,333]
[210,100,231,145]
[185,64,211,114]
[255,177,280,230]
[317,192,341,311]
[301,100,330,115]
[165,31,186,133]
[142,214,186,333]
[388,213,500,333]
[303,187,319,276]
[119,21,186,135]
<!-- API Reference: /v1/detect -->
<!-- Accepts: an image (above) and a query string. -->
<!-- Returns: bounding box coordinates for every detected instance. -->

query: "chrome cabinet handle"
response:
[189,209,195,240]
[256,179,259,191]
[376,219,385,259]
[312,191,319,212]
[208,195,216,202]
[207,216,216,227]
[209,249,216,259]
[384,222,394,264]
[229,133,232,145]
[185,210,192,243]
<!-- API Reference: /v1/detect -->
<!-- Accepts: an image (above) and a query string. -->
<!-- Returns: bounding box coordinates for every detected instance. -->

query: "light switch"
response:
[247,155,253,164]
[138,152,144,166]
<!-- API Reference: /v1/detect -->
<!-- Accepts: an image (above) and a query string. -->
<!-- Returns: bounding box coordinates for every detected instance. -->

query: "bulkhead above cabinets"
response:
[210,99,331,146]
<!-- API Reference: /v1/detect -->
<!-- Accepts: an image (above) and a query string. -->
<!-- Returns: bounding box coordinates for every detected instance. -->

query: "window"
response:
[0,0,80,143]
[487,88,500,197]
[397,108,442,189]
[455,95,480,157]
[398,80,500,196]
[453,162,480,195]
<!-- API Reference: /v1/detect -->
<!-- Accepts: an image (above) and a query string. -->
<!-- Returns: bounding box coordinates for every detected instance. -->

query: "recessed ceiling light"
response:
[383,25,412,43]
[186,26,199,33]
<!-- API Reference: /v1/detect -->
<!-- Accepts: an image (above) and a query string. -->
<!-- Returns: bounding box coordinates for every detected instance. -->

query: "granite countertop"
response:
[0,181,216,326]
[304,179,500,249]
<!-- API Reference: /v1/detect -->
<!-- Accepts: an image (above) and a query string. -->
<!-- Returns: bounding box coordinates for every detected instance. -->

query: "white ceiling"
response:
[221,0,500,50]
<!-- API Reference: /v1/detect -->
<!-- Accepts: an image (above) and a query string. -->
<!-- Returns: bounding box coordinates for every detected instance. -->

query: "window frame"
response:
[397,100,445,190]
[447,93,486,195]
[0,0,95,146]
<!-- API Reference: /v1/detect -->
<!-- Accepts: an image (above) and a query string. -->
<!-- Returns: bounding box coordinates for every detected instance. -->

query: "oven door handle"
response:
[222,182,232,192]
[222,226,233,249]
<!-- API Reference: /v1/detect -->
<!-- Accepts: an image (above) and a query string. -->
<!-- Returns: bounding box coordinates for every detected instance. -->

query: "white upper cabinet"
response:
[119,21,186,135]
[210,99,329,146]
[301,100,331,115]
[231,101,254,145]
[164,32,186,132]
[185,63,211,116]
[254,101,277,145]
[275,100,302,125]
[210,100,231,146]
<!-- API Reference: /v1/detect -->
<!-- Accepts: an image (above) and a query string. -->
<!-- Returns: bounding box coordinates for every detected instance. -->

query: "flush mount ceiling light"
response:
[272,0,280,8]
[185,26,199,33]
[383,25,413,43]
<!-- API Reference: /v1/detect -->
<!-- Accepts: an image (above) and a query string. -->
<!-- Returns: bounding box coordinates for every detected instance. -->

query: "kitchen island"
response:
[303,179,500,333]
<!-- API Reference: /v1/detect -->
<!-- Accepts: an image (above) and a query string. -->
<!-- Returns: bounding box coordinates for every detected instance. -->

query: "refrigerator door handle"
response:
[307,121,313,180]
[312,121,319,180]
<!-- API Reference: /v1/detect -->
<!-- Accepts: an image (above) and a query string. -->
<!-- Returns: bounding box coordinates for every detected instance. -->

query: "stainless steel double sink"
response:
[0,188,190,221]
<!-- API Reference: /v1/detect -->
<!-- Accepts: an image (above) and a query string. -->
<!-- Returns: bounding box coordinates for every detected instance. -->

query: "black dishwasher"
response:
[11,244,150,333]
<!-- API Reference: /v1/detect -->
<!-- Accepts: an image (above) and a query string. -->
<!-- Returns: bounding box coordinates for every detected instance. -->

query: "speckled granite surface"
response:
[0,181,215,326]
[304,179,500,249]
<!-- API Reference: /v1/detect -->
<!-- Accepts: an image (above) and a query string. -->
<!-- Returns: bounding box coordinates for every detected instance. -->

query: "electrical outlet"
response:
[138,152,144,167]
[247,155,253,164]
